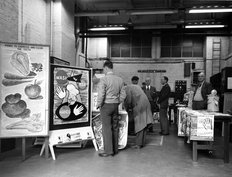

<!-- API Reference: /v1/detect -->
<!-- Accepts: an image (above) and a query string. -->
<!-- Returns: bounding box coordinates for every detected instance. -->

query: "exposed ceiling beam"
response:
[75,9,179,17]
[126,9,178,15]
[75,10,120,17]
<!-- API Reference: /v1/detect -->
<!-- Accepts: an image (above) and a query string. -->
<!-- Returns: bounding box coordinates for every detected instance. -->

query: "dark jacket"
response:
[193,81,212,104]
[142,85,159,111]
[142,85,157,101]
[157,84,171,109]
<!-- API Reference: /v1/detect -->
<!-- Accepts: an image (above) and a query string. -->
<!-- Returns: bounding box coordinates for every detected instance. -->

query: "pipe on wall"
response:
[50,0,53,56]
[18,0,24,42]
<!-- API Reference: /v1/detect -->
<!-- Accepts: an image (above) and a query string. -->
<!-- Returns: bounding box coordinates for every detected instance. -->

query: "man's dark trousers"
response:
[160,108,169,134]
[100,103,119,155]
[136,127,147,147]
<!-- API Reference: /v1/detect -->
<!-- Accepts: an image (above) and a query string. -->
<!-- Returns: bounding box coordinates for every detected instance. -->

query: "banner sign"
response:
[138,70,166,73]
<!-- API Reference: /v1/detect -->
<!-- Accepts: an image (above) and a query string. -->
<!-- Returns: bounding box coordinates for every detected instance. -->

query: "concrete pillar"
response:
[205,37,213,82]
[52,0,75,65]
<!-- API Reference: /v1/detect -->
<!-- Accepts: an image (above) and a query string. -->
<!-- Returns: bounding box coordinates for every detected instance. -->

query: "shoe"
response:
[98,153,112,157]
[162,133,169,136]
[159,132,169,136]
[131,145,142,149]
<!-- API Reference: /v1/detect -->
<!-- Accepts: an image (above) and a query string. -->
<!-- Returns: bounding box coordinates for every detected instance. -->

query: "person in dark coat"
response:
[127,76,138,135]
[157,76,171,135]
[124,76,153,148]
[142,77,158,132]
[192,72,212,110]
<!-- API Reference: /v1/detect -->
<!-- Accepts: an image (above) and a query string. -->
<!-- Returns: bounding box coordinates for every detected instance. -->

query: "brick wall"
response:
[0,0,76,65]
[61,0,75,65]
[21,0,49,44]
[114,62,188,91]
[0,0,18,42]
[52,0,75,65]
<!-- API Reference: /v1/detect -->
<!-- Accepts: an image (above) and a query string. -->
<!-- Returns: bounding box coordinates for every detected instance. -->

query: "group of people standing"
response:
[96,60,171,157]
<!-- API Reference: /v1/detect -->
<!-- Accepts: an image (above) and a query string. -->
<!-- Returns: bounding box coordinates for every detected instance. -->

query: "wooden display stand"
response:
[92,111,128,151]
[0,42,50,161]
[192,117,231,163]
[177,107,232,163]
[40,127,97,160]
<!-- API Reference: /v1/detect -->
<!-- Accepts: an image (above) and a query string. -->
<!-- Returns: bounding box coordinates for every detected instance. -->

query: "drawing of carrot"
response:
[2,79,32,86]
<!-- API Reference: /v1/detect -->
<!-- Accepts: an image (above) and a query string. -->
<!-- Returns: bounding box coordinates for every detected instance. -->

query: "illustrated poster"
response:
[177,107,187,136]
[50,65,92,130]
[92,111,128,150]
[190,115,214,141]
[0,42,49,138]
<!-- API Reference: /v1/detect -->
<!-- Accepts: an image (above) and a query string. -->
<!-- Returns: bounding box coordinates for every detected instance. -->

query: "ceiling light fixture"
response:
[134,25,177,29]
[185,21,226,28]
[127,9,178,15]
[88,25,127,31]
[189,5,232,13]
[185,25,225,28]
[75,10,119,17]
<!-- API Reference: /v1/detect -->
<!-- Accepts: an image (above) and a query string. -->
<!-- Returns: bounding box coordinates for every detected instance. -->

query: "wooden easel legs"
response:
[22,138,26,161]
[40,137,50,159]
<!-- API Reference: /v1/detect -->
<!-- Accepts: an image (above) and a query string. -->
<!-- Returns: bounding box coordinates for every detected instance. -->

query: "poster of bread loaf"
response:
[0,42,49,138]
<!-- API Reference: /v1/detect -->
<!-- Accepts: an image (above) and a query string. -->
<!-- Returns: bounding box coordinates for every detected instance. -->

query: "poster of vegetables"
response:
[50,65,92,130]
[0,42,49,138]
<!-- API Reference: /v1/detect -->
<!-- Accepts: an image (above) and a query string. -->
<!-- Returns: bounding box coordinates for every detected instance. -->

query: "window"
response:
[87,38,107,58]
[110,34,152,58]
[161,36,203,58]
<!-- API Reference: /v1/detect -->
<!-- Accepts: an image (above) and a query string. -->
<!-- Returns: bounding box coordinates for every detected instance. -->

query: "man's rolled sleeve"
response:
[96,78,106,108]
[119,85,126,103]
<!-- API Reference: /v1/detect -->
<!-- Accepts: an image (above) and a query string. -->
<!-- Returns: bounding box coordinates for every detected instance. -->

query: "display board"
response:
[50,56,70,66]
[177,107,192,137]
[49,65,93,146]
[92,111,128,150]
[177,108,214,141]
[190,115,214,141]
[0,42,49,138]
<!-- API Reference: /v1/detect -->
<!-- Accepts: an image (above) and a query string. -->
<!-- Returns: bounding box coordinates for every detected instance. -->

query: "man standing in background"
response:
[157,76,171,135]
[192,72,212,110]
[96,60,126,157]
[142,77,158,132]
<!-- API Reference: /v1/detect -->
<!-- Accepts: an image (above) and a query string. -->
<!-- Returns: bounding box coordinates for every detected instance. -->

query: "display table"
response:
[92,111,128,150]
[168,104,175,124]
[168,104,187,125]
[177,108,232,163]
